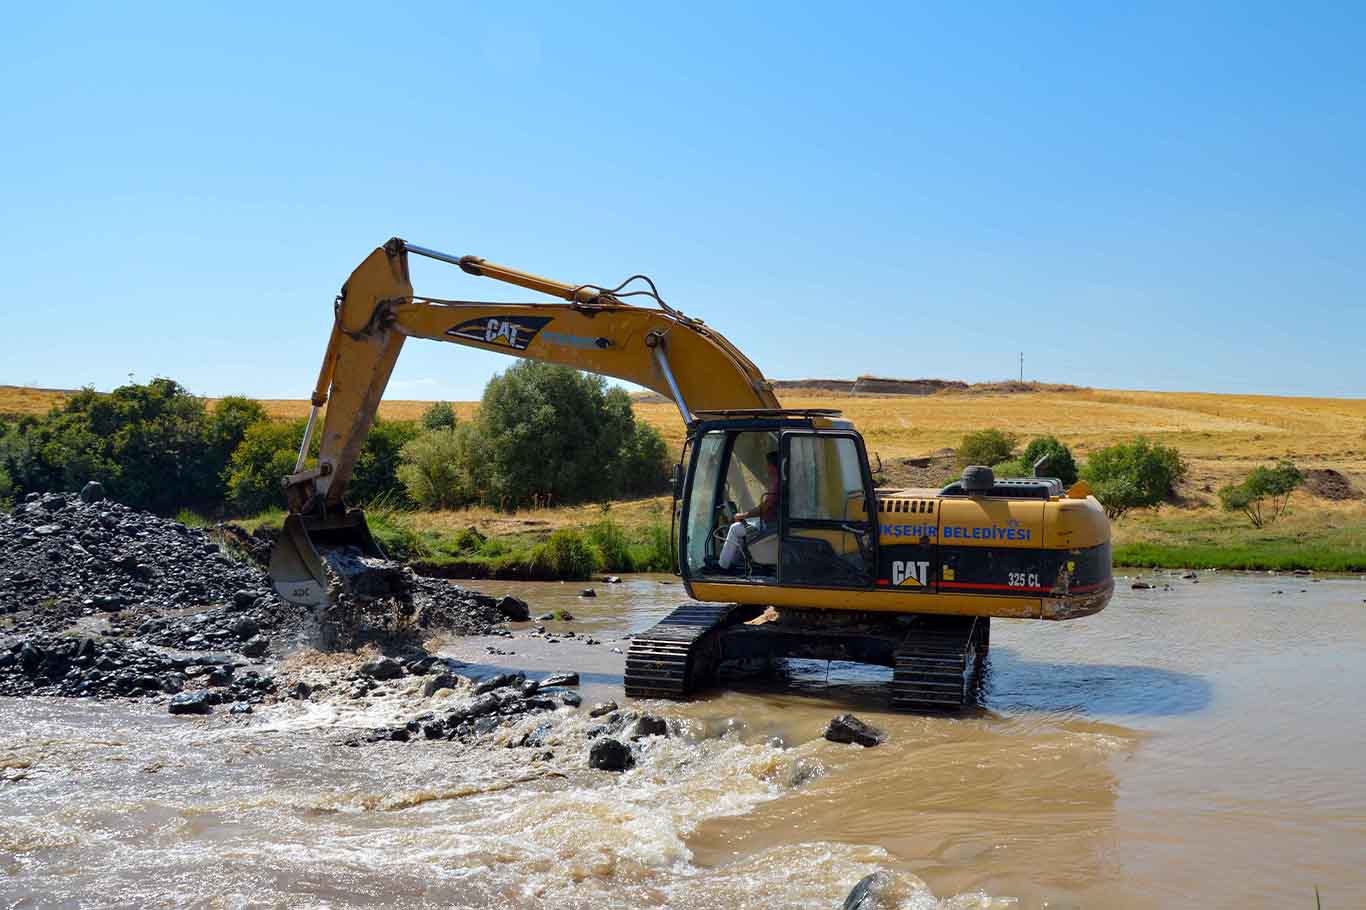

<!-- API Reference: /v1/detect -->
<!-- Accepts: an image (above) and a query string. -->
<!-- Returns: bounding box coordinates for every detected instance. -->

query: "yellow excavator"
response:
[270,238,1113,709]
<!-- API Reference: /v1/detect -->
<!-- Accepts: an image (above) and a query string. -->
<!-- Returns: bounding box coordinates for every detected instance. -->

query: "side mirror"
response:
[1032,454,1052,478]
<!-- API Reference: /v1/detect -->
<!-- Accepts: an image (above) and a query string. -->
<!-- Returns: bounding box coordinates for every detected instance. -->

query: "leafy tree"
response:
[617,422,672,496]
[421,401,457,430]
[1219,461,1303,528]
[1082,437,1187,519]
[225,418,309,513]
[957,429,1017,468]
[0,463,13,506]
[205,396,268,476]
[397,424,487,509]
[478,362,637,508]
[348,418,420,505]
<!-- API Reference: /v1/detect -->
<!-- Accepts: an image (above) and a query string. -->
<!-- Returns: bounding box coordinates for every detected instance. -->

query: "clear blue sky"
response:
[3,3,1362,400]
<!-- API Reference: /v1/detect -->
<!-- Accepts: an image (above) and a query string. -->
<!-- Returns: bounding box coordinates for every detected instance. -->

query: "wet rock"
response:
[495,595,530,622]
[824,714,885,747]
[168,691,214,716]
[79,481,106,503]
[1181,571,1198,580]
[542,688,582,708]
[206,666,234,687]
[589,701,618,718]
[589,738,634,771]
[579,588,596,598]
[518,720,554,748]
[389,726,411,742]
[630,714,668,740]
[602,576,622,584]
[843,871,897,909]
[422,672,463,697]
[291,681,312,700]
[422,721,447,739]
[1131,581,1153,590]
[240,636,269,659]
[231,590,259,610]
[538,671,579,689]
[473,671,525,694]
[229,702,253,715]
[360,657,404,681]
[473,715,503,736]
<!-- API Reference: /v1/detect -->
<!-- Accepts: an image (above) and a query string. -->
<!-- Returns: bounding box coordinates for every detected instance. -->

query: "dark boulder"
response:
[473,671,524,694]
[630,715,669,740]
[843,871,896,910]
[168,691,214,716]
[495,595,530,621]
[589,701,618,718]
[824,714,885,747]
[538,671,579,688]
[79,481,106,503]
[579,588,596,598]
[422,673,463,697]
[589,738,634,771]
[240,637,269,659]
[360,657,404,681]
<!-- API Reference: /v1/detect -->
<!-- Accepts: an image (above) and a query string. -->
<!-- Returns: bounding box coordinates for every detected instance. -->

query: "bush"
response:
[1219,461,1303,528]
[0,464,13,507]
[957,429,1017,468]
[532,528,601,579]
[1082,437,1187,519]
[630,521,675,573]
[421,401,456,430]
[348,419,420,506]
[396,424,487,510]
[1011,436,1079,485]
[587,519,635,572]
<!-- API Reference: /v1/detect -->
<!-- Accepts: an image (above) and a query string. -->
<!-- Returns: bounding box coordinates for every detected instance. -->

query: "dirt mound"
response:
[876,449,958,489]
[1302,469,1361,501]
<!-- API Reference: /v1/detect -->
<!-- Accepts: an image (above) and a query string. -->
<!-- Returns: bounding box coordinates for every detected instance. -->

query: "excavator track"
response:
[624,604,739,700]
[891,616,989,710]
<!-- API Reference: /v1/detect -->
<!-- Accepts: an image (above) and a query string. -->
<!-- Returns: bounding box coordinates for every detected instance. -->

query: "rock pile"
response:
[1,492,266,621]
[0,633,275,703]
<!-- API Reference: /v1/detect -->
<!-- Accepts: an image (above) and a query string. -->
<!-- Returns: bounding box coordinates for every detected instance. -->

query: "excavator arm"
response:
[271,238,780,605]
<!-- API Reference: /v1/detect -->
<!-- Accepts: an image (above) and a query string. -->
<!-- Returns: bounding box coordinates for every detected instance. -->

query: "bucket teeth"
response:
[624,604,735,700]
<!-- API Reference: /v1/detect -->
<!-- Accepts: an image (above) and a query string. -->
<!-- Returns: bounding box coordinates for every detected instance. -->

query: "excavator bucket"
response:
[269,510,386,608]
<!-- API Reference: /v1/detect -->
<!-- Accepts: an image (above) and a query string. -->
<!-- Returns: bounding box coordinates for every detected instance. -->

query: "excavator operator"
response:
[718,451,780,571]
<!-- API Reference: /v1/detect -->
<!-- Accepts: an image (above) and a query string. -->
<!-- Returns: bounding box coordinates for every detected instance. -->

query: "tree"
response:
[1082,437,1187,519]
[1022,435,1079,485]
[478,362,637,508]
[617,422,672,496]
[1219,461,1303,528]
[397,424,487,509]
[957,429,1017,468]
[224,418,309,513]
[421,401,457,430]
[348,418,420,505]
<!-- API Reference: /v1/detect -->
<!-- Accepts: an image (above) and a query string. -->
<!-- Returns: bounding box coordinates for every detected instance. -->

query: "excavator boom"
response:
[271,238,779,605]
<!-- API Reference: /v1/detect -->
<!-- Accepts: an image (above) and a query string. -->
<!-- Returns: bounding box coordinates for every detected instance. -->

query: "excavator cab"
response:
[679,410,877,591]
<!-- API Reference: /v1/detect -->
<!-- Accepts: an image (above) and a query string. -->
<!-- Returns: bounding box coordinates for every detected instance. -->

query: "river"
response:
[3,573,1365,908]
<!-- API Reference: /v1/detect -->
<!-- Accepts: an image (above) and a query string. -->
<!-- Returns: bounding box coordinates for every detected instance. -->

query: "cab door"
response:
[778,432,876,588]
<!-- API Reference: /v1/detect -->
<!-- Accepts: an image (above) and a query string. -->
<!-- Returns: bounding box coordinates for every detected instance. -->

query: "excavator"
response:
[270,238,1113,709]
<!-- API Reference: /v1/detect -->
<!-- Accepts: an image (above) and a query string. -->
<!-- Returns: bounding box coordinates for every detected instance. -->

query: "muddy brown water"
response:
[4,574,1366,908]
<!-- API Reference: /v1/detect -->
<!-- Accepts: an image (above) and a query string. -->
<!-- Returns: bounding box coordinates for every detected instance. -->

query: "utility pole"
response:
[1019,352,1023,383]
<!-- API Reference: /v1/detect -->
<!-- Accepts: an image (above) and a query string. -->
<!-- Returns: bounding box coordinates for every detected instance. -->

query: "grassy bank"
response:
[239,498,675,581]
[1112,498,1366,572]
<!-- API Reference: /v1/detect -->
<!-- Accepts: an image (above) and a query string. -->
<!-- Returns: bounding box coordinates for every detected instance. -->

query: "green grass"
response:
[1113,505,1366,572]
[240,508,674,580]
[175,508,211,528]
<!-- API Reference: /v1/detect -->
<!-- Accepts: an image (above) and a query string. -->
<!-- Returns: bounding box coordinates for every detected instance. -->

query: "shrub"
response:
[532,528,601,579]
[587,519,635,572]
[1082,437,1187,519]
[0,464,13,506]
[396,425,484,509]
[421,401,456,430]
[630,521,675,573]
[349,419,420,506]
[1219,461,1303,528]
[957,429,1017,468]
[1015,436,1079,485]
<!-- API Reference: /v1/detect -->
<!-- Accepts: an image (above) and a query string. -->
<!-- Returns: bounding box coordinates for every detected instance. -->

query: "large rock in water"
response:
[589,738,634,771]
[843,871,897,909]
[79,481,106,503]
[360,657,404,681]
[168,691,214,716]
[494,595,530,621]
[824,714,885,747]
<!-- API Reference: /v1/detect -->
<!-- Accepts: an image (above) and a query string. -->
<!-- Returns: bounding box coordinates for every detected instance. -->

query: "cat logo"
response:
[891,560,930,587]
[446,315,552,351]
